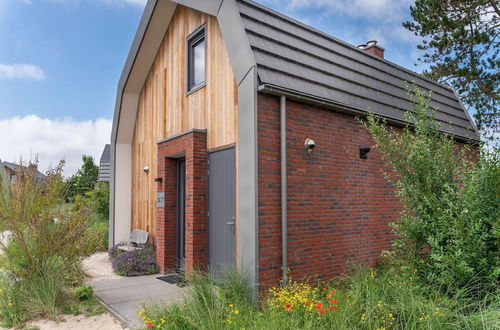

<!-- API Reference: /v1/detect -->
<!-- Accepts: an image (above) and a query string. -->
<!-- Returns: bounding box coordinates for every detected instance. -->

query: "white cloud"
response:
[0,115,112,177]
[0,64,45,80]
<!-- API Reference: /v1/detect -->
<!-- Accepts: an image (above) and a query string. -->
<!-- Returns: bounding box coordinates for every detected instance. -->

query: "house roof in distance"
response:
[236,0,478,140]
[1,161,47,180]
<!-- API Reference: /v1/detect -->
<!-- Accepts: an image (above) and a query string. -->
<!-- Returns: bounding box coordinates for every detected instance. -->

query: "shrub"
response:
[108,243,126,260]
[85,182,109,221]
[364,87,500,295]
[73,181,110,251]
[111,244,158,276]
[74,286,93,301]
[0,161,98,281]
[0,161,99,325]
[88,220,108,252]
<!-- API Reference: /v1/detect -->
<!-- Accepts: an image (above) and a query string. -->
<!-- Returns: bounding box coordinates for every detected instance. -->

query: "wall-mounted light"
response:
[359,145,371,159]
[154,177,162,183]
[304,138,316,153]
[143,165,150,174]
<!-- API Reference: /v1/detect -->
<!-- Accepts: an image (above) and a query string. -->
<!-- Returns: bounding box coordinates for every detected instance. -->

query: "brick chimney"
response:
[358,40,385,59]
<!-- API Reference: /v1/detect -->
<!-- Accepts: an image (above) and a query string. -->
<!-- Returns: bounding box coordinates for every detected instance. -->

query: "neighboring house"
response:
[0,161,46,184]
[110,0,478,290]
[98,144,111,182]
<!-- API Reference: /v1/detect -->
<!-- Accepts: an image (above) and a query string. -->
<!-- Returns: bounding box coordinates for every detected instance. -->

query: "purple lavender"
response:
[110,244,159,276]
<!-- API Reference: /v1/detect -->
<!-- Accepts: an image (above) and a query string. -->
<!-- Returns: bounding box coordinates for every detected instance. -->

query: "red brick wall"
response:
[156,130,208,277]
[257,93,401,288]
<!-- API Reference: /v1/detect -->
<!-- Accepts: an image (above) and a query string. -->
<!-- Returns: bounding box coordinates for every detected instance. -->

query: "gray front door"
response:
[208,147,236,275]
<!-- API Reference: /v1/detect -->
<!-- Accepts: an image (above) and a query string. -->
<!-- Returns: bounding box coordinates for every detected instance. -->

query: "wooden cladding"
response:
[131,6,238,240]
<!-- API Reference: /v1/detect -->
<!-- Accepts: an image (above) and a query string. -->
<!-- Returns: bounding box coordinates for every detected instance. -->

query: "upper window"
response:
[187,26,206,93]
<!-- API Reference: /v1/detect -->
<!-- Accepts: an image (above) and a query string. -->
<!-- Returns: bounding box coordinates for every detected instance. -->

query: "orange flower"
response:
[330,305,339,312]
[319,308,328,314]
[326,290,336,298]
[306,301,313,305]
[284,304,292,311]
[316,302,323,310]
[146,323,153,329]
[329,299,338,304]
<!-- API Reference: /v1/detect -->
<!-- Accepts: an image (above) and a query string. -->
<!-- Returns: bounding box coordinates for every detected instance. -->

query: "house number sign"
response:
[156,192,165,208]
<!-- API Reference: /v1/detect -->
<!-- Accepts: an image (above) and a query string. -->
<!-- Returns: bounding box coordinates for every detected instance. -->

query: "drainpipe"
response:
[280,95,288,286]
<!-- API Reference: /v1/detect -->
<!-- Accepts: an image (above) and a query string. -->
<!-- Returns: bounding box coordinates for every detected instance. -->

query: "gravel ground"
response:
[83,252,123,282]
[27,313,127,330]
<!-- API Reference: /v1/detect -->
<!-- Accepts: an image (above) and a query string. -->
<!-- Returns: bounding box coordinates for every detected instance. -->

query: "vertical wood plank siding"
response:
[131,6,238,240]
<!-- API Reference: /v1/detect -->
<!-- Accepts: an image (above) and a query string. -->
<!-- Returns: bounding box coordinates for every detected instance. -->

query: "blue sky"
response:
[0,0,425,175]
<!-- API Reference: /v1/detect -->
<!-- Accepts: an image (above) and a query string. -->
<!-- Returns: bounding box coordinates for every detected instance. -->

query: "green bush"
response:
[0,161,98,280]
[85,182,109,221]
[74,286,93,301]
[87,219,108,252]
[0,161,99,325]
[73,181,109,251]
[364,86,500,295]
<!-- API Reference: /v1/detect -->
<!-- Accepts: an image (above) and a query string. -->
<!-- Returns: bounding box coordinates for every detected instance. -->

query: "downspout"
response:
[280,95,288,286]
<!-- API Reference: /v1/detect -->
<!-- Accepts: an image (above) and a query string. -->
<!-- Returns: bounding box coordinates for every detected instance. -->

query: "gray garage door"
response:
[208,147,236,276]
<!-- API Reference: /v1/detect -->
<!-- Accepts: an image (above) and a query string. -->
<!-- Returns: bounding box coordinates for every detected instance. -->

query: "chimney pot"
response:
[363,40,385,58]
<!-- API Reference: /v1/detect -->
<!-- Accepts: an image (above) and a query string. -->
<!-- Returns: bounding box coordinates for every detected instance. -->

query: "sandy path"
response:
[28,313,127,330]
[82,251,123,282]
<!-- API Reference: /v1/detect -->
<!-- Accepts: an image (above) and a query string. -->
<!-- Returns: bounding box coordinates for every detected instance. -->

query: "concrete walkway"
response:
[90,275,186,329]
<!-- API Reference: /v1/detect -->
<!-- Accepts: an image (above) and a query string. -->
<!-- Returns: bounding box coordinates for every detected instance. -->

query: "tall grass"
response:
[140,264,500,330]
[19,272,66,319]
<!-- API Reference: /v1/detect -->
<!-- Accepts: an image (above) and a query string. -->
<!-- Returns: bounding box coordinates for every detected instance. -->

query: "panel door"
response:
[208,147,236,275]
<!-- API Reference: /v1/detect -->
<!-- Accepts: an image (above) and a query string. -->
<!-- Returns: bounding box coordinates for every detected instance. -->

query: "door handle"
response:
[226,217,236,233]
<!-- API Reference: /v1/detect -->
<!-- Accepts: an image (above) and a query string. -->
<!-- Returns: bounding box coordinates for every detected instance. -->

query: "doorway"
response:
[208,147,236,276]
[177,158,186,272]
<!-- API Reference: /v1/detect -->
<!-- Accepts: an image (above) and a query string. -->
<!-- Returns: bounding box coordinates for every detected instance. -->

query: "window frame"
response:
[186,24,207,94]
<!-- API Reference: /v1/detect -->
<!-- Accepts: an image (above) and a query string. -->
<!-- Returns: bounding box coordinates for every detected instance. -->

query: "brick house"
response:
[0,161,46,184]
[110,0,478,290]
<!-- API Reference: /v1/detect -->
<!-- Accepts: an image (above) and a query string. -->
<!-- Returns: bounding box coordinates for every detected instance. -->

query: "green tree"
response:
[364,87,500,295]
[65,155,99,200]
[403,0,499,141]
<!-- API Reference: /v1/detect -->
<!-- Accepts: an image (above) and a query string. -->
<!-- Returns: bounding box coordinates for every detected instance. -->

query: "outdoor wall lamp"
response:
[143,165,150,174]
[154,177,162,183]
[359,145,371,159]
[304,138,316,153]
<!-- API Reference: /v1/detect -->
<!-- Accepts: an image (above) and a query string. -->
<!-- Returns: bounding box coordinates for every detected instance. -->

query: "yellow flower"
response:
[360,313,366,321]
[234,310,239,315]
[139,309,145,315]
[8,302,13,306]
